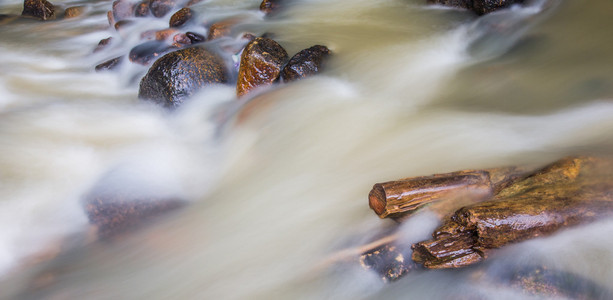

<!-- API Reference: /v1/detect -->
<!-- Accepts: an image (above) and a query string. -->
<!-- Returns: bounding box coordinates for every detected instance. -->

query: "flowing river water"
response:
[1,0,613,298]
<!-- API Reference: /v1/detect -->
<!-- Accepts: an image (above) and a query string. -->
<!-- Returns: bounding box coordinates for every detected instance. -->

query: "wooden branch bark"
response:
[413,156,613,269]
[354,156,613,283]
[368,166,530,220]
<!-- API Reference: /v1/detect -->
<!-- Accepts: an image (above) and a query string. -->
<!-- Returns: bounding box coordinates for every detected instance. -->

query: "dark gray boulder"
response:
[281,45,331,83]
[138,47,229,108]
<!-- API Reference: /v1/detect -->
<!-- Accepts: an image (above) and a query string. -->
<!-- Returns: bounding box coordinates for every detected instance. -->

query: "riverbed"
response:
[1,0,613,298]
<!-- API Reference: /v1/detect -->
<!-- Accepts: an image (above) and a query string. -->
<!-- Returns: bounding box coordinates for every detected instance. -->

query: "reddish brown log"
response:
[368,166,529,220]
[412,156,613,269]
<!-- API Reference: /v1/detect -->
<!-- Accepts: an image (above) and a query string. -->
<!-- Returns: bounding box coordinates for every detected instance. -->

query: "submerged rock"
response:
[150,0,177,17]
[260,0,282,15]
[427,0,525,15]
[169,7,192,27]
[84,193,185,239]
[95,56,123,72]
[112,0,135,21]
[172,33,192,46]
[114,19,135,32]
[473,0,526,15]
[207,18,239,40]
[236,37,288,97]
[93,37,113,53]
[0,14,20,25]
[134,0,150,17]
[360,243,417,282]
[139,47,229,108]
[22,0,55,20]
[281,45,331,82]
[63,6,85,19]
[129,41,177,65]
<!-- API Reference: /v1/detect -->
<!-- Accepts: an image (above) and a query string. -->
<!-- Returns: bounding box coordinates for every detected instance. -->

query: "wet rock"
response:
[169,7,192,27]
[360,244,417,282]
[84,193,185,239]
[22,0,55,20]
[260,0,282,15]
[281,45,331,83]
[107,10,114,26]
[93,37,113,53]
[236,37,288,97]
[150,0,177,17]
[207,18,239,40]
[186,0,203,6]
[155,28,178,40]
[114,19,135,32]
[112,0,135,21]
[95,56,123,72]
[172,33,192,47]
[139,47,229,108]
[63,6,85,19]
[186,31,206,44]
[129,41,176,65]
[141,28,179,41]
[427,0,525,15]
[134,0,150,17]
[473,0,525,15]
[242,33,257,41]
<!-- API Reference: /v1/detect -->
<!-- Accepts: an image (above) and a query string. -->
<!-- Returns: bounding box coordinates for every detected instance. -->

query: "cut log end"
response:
[369,184,387,217]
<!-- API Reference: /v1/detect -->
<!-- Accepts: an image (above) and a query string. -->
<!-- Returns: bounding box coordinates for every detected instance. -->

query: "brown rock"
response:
[427,0,525,15]
[172,33,191,47]
[150,0,177,17]
[22,0,55,20]
[473,0,525,15]
[114,19,135,32]
[260,0,282,15]
[134,0,150,17]
[95,56,123,72]
[186,0,203,6]
[281,45,331,83]
[155,28,178,40]
[107,10,114,26]
[138,47,230,108]
[63,6,84,19]
[236,37,288,97]
[93,37,113,53]
[207,18,239,40]
[169,7,192,27]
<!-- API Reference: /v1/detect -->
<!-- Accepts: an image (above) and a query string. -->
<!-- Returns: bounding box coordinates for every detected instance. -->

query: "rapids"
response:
[0,0,613,298]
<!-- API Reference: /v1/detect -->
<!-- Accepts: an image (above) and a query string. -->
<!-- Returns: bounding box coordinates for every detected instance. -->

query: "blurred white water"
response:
[1,0,613,299]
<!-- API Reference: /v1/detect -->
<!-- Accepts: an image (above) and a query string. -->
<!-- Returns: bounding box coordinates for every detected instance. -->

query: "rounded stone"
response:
[138,47,229,108]
[281,45,331,82]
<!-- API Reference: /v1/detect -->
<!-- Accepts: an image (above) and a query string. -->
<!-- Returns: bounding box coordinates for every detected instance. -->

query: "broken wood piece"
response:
[412,156,613,269]
[368,166,530,220]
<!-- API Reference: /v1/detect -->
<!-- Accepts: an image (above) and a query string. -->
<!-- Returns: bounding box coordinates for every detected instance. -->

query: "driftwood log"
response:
[368,166,530,220]
[360,156,613,281]
[412,156,613,269]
